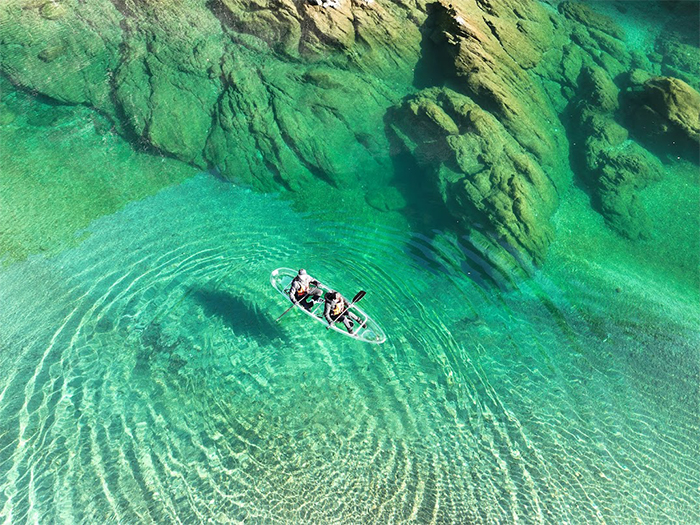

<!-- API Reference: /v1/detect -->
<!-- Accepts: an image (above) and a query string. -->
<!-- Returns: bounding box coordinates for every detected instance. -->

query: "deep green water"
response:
[1,1,700,524]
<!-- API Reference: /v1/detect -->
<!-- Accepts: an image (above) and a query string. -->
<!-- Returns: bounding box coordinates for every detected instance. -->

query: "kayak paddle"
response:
[276,291,310,322]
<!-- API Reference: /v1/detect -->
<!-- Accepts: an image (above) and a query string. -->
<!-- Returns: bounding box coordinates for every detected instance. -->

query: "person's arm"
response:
[288,279,300,302]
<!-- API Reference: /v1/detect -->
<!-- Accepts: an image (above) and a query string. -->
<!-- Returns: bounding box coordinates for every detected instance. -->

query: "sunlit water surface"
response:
[0,175,698,523]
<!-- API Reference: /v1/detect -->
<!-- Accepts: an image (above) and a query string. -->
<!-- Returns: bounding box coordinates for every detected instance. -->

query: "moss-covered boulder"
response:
[622,76,700,162]
[570,66,664,239]
[388,1,570,268]
[390,87,559,266]
[426,1,565,167]
[594,145,662,239]
[558,1,631,79]
[112,2,225,165]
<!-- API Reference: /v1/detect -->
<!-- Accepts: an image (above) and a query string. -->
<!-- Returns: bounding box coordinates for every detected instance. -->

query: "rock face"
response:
[389,1,567,269]
[569,66,664,240]
[623,76,700,162]
[112,1,226,165]
[1,0,698,275]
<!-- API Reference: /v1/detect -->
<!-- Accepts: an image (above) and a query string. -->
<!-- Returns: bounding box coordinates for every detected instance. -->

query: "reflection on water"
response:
[0,175,697,522]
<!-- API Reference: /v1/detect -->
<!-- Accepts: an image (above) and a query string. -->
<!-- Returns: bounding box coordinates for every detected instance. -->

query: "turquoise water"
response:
[0,175,698,522]
[1,0,700,522]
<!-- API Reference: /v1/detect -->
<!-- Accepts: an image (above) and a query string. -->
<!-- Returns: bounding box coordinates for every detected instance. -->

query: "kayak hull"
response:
[271,268,386,344]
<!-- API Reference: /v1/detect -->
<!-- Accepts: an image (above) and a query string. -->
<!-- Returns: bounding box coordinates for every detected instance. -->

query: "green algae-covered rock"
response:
[626,77,700,153]
[388,1,570,267]
[576,65,619,113]
[427,2,565,168]
[39,1,68,20]
[37,44,65,63]
[558,1,625,41]
[0,0,692,280]
[555,1,632,84]
[205,51,397,192]
[0,0,122,116]
[653,7,700,90]
[391,88,558,265]
[570,67,665,240]
[213,0,420,73]
[595,144,662,240]
[112,3,225,166]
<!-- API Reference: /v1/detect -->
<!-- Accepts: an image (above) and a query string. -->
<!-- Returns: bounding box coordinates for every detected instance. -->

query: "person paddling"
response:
[288,269,323,310]
[323,290,366,334]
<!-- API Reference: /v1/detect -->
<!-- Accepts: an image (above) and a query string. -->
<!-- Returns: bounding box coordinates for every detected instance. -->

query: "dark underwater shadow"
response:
[382,109,518,292]
[412,2,457,90]
[191,289,286,344]
[377,3,521,292]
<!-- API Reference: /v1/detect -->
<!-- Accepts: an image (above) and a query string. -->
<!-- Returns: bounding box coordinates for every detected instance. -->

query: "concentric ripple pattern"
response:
[0,174,698,523]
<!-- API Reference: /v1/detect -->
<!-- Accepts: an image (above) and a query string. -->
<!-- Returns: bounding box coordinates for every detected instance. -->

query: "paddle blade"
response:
[351,290,366,304]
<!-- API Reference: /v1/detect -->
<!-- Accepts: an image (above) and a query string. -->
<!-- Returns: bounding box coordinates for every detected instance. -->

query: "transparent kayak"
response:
[270,268,386,344]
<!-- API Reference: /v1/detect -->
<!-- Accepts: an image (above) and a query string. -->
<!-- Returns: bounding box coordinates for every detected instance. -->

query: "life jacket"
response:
[332,299,345,316]
[295,276,310,296]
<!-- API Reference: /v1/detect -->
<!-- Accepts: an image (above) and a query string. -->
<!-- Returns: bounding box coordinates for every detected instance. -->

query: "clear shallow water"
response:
[1,0,699,520]
[1,175,698,523]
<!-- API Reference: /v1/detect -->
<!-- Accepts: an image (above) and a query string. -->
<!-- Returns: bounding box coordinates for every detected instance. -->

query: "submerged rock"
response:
[39,1,68,20]
[623,76,700,162]
[0,0,122,115]
[558,1,625,41]
[389,1,567,269]
[0,0,695,279]
[391,86,559,267]
[569,66,664,239]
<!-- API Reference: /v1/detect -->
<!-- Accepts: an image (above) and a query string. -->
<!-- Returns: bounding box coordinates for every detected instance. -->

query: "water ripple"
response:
[0,175,698,523]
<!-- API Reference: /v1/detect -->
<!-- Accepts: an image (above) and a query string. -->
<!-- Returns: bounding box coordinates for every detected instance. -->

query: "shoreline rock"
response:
[0,0,697,278]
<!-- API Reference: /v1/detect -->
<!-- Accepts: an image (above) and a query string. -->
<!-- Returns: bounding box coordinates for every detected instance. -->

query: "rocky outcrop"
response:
[427,1,564,165]
[640,77,700,143]
[569,66,663,239]
[0,0,697,275]
[112,1,226,165]
[551,3,698,240]
[390,88,558,266]
[211,0,418,67]
[388,1,567,268]
[622,76,700,162]
[0,0,420,180]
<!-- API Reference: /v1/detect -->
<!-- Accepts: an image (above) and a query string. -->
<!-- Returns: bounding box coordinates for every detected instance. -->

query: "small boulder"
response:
[623,76,700,161]
[40,1,67,20]
[641,77,700,143]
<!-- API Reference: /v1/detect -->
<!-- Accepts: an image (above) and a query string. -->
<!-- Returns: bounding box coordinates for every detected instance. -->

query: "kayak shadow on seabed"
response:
[192,288,286,344]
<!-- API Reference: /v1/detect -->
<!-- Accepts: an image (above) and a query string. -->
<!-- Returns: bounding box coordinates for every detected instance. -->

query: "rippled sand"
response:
[0,175,697,523]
